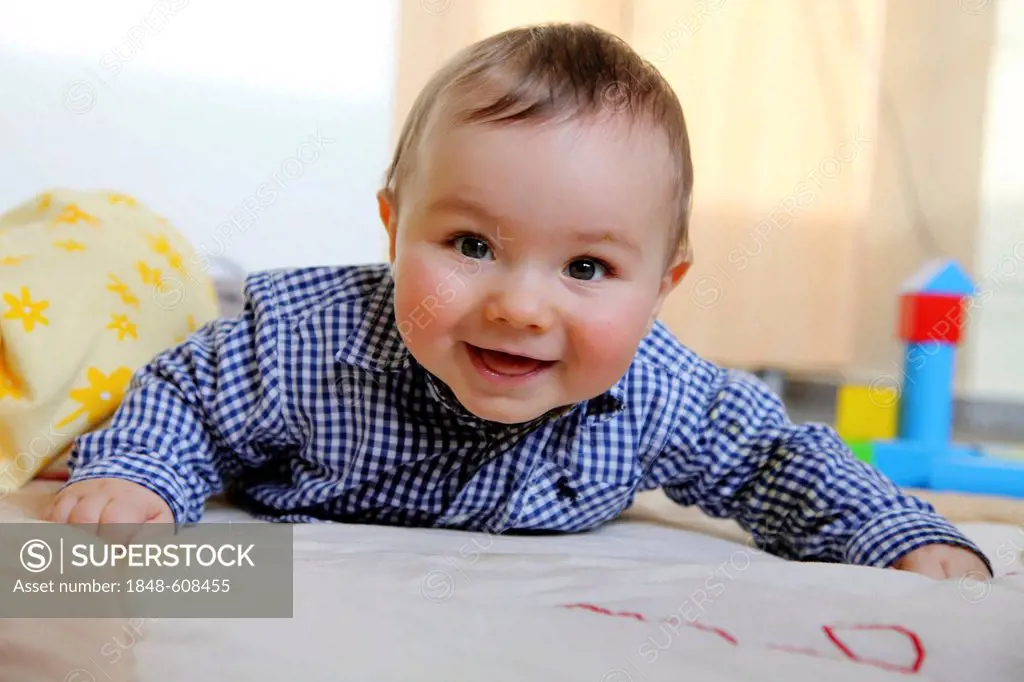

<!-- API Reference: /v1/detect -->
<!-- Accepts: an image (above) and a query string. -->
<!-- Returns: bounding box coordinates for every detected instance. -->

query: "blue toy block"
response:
[930,454,1024,498]
[900,258,976,296]
[872,440,979,488]
[872,440,931,487]
[899,341,956,445]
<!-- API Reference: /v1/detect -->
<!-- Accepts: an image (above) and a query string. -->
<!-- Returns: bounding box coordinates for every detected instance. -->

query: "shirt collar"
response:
[334,270,411,373]
[334,268,625,421]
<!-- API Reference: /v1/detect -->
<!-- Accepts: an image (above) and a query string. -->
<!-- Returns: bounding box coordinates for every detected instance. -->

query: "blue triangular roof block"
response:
[900,258,976,296]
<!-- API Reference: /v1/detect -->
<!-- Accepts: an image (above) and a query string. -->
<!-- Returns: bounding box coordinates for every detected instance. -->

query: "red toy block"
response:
[898,293,966,344]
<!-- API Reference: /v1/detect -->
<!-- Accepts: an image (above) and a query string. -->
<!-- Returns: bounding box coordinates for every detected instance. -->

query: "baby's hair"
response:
[384,21,694,266]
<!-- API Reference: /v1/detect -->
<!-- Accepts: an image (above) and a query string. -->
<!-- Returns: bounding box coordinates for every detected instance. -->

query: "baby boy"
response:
[47,23,991,580]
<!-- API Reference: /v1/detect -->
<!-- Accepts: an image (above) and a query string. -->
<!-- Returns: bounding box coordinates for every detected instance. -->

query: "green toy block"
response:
[846,440,875,465]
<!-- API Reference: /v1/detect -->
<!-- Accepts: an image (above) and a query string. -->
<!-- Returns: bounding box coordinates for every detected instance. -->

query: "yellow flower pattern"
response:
[147,233,186,273]
[54,239,86,252]
[55,366,134,429]
[107,313,138,341]
[146,233,171,253]
[109,194,137,207]
[3,287,49,332]
[107,274,140,308]
[0,189,220,490]
[137,260,170,292]
[0,354,25,401]
[52,204,100,227]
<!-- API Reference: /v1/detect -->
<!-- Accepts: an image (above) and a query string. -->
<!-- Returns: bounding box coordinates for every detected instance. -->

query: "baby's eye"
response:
[565,258,608,281]
[453,236,493,260]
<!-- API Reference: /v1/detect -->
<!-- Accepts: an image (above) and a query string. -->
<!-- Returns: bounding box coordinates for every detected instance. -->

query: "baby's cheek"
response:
[393,258,456,344]
[572,315,644,375]
[572,290,656,370]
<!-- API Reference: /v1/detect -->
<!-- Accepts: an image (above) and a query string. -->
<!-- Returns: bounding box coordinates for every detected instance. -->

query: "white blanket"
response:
[124,496,1024,682]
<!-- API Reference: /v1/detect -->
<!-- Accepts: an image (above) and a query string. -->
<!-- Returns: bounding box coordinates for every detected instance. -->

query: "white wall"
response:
[0,0,397,274]
[965,0,1024,402]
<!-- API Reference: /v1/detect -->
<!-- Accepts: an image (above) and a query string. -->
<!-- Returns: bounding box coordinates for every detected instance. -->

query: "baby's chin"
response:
[462,400,548,425]
[455,391,566,426]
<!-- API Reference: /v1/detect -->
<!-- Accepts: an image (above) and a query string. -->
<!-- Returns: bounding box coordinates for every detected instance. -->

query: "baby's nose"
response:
[483,284,554,331]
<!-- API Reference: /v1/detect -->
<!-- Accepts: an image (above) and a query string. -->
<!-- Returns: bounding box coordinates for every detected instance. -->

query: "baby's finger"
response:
[144,500,174,524]
[45,491,83,524]
[943,554,991,580]
[99,498,148,526]
[66,493,112,528]
[906,558,946,580]
[98,500,148,544]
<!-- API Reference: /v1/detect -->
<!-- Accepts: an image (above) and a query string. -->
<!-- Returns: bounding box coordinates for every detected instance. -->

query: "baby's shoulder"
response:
[630,321,719,388]
[630,323,778,400]
[240,262,391,322]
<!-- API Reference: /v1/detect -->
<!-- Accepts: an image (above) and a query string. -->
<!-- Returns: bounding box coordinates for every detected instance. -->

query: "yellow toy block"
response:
[835,384,899,441]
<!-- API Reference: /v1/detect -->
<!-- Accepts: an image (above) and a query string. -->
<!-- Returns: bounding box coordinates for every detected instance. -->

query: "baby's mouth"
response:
[469,345,554,376]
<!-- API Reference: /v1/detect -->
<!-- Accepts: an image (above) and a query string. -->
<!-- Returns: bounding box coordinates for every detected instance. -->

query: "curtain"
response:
[391,0,994,380]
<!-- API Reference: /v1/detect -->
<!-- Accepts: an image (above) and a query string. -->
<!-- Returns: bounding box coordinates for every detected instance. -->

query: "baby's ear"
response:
[377,190,398,262]
[648,242,693,330]
[377,189,396,231]
[661,240,693,293]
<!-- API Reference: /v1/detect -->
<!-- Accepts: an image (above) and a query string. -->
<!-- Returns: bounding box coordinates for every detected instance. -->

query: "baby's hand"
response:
[45,478,173,541]
[892,544,991,580]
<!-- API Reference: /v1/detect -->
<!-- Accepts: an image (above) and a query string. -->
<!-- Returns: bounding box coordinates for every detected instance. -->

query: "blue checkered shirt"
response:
[67,264,988,569]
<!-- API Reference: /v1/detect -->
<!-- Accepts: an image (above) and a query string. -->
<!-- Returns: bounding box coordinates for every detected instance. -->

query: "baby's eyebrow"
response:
[428,195,641,254]
[568,229,640,255]
[426,195,499,224]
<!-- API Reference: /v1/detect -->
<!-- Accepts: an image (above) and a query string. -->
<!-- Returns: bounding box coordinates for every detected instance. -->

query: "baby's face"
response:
[381,114,687,424]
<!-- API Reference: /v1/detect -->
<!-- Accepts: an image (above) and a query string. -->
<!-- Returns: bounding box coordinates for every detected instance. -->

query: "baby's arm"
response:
[660,370,991,573]
[46,275,293,527]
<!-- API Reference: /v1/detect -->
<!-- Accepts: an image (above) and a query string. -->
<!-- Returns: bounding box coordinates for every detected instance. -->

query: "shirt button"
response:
[555,477,578,503]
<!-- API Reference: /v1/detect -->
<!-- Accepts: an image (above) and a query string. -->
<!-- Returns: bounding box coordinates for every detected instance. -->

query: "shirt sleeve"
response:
[65,275,295,525]
[660,369,992,572]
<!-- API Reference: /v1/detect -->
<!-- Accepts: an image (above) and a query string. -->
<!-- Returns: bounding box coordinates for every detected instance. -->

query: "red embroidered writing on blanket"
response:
[560,603,926,675]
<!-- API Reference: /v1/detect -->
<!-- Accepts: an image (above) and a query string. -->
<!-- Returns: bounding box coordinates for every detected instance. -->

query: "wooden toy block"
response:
[982,444,1024,462]
[900,258,976,297]
[872,440,932,487]
[846,440,874,465]
[835,385,898,442]
[930,454,1024,498]
[898,341,955,445]
[898,292,966,345]
[872,440,979,488]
